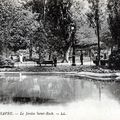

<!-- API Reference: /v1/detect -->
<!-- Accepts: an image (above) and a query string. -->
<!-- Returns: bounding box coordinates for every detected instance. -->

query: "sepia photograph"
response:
[0,0,120,120]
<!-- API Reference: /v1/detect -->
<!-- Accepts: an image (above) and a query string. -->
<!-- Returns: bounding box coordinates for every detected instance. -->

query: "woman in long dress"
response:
[19,54,23,63]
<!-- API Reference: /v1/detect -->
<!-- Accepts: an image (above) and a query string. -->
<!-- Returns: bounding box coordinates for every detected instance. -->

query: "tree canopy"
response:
[0,0,119,62]
[0,0,36,55]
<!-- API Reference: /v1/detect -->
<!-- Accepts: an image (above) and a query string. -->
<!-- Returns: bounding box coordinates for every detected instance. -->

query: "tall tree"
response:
[0,0,40,59]
[0,0,28,56]
[23,0,48,60]
[45,0,75,62]
[24,0,75,62]
[0,0,17,55]
[86,0,106,65]
[100,21,113,50]
[107,0,120,49]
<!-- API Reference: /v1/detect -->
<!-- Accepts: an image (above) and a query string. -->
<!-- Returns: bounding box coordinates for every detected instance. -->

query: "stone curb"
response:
[76,72,120,81]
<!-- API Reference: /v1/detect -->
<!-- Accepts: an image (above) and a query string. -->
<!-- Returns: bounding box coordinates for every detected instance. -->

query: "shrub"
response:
[0,56,14,68]
[108,49,120,69]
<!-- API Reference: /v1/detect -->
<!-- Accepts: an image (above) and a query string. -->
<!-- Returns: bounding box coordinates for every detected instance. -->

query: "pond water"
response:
[0,72,119,105]
[1,72,120,120]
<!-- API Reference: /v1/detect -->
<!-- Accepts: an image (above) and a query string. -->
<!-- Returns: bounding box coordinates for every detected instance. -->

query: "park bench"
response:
[36,60,55,66]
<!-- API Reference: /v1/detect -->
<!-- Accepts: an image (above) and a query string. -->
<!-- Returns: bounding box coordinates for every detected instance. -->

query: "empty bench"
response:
[37,60,55,66]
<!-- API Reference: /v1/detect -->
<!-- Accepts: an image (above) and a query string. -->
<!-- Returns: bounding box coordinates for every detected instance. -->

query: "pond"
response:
[0,72,120,120]
[0,72,119,105]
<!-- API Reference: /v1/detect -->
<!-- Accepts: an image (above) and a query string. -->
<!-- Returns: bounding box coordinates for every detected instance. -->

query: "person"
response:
[80,50,83,65]
[19,54,23,63]
[104,53,107,59]
[11,55,13,60]
[53,56,57,67]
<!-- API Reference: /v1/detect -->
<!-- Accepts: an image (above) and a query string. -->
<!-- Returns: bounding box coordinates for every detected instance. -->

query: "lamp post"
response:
[71,23,76,66]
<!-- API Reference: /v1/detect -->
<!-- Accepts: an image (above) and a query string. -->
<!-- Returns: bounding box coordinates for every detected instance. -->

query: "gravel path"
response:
[0,64,119,73]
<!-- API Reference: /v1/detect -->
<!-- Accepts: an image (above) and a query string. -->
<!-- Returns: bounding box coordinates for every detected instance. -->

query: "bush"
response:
[0,56,14,68]
[108,49,120,69]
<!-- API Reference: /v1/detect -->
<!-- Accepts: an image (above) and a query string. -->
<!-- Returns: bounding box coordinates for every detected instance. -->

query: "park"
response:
[1,1,120,120]
[0,0,119,73]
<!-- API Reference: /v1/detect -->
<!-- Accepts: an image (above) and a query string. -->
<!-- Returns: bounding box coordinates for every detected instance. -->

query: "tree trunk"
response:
[48,51,51,60]
[38,45,41,62]
[29,46,32,60]
[95,3,101,66]
[61,52,68,63]
[117,38,120,50]
[5,42,8,58]
[29,39,33,60]
[96,20,101,66]
[61,47,71,63]
[111,46,113,53]
[0,42,3,55]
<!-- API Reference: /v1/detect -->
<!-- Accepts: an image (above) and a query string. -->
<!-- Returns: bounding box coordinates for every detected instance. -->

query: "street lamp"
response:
[70,23,76,66]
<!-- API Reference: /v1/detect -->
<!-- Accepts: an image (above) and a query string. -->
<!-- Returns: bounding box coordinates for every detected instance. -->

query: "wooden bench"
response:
[100,59,108,66]
[37,60,55,66]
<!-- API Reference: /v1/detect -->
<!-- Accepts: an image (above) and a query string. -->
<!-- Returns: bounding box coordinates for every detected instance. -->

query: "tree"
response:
[24,0,75,62]
[107,0,120,49]
[71,0,97,47]
[86,0,106,65]
[8,9,40,60]
[0,0,42,60]
[44,0,75,62]
[0,0,17,56]
[22,0,48,60]
[0,0,31,56]
[100,22,113,50]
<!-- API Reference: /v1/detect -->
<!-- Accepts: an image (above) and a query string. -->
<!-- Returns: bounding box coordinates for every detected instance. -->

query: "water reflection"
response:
[0,72,119,105]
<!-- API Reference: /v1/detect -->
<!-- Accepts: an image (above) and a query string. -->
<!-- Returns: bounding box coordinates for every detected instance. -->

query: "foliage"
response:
[0,0,16,54]
[45,0,74,55]
[108,49,120,69]
[100,22,113,48]
[24,0,76,61]
[106,0,120,69]
[0,55,14,68]
[86,0,107,65]
[7,10,37,52]
[0,1,27,53]
[86,0,106,31]
[107,0,120,48]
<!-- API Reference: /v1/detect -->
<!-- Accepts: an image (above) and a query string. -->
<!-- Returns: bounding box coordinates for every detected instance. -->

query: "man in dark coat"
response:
[80,50,83,65]
[54,56,57,67]
[52,55,57,67]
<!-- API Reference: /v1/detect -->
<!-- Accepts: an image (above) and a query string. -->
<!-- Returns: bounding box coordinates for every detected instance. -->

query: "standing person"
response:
[53,56,57,67]
[80,50,83,65]
[19,54,23,63]
[11,55,13,60]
